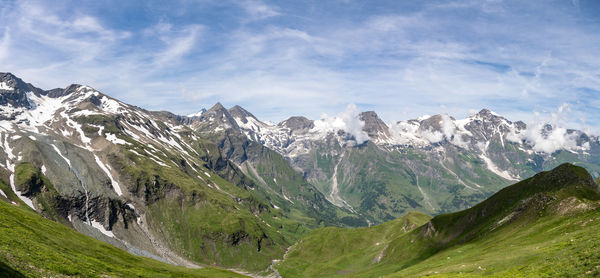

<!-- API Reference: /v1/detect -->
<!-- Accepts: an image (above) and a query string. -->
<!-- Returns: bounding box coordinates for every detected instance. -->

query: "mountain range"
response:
[189,90,599,224]
[0,72,599,276]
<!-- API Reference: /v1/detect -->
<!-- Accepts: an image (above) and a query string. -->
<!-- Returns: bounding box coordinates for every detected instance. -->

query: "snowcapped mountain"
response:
[0,73,354,273]
[187,102,599,223]
[220,105,594,160]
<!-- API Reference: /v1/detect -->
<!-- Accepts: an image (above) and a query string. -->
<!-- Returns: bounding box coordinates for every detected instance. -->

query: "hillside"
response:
[276,163,600,277]
[0,199,246,277]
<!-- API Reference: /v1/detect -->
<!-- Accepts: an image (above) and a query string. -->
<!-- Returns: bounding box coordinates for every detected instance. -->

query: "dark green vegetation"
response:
[0,200,247,278]
[14,162,69,225]
[277,163,600,277]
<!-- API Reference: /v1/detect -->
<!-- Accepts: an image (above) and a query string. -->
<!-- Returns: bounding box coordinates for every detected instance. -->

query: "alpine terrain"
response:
[0,72,598,277]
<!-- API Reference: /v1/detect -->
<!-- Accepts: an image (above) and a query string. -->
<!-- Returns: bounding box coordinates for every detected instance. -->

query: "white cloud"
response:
[506,104,588,153]
[517,124,579,154]
[154,24,204,66]
[420,129,444,144]
[238,0,280,21]
[313,104,369,144]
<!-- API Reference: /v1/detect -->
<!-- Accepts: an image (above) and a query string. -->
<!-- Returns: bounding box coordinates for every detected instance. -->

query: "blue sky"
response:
[1,0,599,132]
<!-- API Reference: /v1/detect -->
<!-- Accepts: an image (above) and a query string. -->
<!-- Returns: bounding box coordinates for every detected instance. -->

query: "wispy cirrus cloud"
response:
[237,0,280,21]
[0,0,599,133]
[147,23,205,66]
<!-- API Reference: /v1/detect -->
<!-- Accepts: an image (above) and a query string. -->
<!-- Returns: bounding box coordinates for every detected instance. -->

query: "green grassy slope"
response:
[0,200,247,278]
[385,208,600,277]
[277,212,431,277]
[278,163,600,277]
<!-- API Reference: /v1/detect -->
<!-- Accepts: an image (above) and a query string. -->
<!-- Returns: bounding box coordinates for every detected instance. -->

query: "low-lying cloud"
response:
[313,104,369,144]
[506,104,590,154]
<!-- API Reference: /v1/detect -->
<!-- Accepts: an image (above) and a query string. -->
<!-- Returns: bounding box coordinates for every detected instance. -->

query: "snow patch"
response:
[0,82,13,90]
[129,149,143,156]
[105,133,131,145]
[62,110,92,146]
[19,92,64,129]
[100,96,123,114]
[149,156,170,167]
[90,220,115,238]
[479,153,519,181]
[94,154,123,196]
[72,109,101,117]
[51,144,72,167]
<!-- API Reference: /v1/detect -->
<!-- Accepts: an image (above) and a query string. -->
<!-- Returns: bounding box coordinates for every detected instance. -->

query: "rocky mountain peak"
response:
[209,102,226,112]
[463,109,514,141]
[471,108,508,123]
[0,72,42,108]
[541,124,553,137]
[44,84,85,98]
[194,102,239,130]
[0,72,22,88]
[359,111,391,138]
[476,108,495,117]
[418,114,444,132]
[278,116,314,134]
[228,105,257,124]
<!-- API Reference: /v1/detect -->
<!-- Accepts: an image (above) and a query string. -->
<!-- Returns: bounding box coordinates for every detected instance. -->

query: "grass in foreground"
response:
[278,164,600,277]
[0,200,247,278]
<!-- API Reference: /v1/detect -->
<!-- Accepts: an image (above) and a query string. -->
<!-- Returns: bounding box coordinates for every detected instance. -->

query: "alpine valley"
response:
[0,72,599,277]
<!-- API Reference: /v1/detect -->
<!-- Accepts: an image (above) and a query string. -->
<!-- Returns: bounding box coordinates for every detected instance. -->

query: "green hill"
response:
[277,163,600,277]
[0,199,247,277]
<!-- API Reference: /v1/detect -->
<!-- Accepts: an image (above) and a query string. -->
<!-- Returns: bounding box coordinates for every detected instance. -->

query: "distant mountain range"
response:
[0,72,598,276]
[188,95,599,223]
